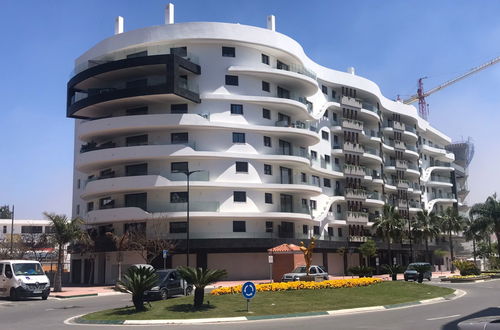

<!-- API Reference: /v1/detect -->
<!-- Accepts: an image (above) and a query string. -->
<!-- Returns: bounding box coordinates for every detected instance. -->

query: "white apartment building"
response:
[0,219,53,241]
[67,7,462,283]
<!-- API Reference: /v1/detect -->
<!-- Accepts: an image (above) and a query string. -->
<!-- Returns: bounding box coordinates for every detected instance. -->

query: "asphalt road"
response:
[0,279,499,330]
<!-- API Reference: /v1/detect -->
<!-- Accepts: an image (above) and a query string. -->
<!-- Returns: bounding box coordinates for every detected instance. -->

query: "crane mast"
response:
[403,55,500,119]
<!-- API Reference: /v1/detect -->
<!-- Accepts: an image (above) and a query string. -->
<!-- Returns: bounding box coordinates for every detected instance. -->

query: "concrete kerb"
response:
[66,289,466,326]
[53,292,125,299]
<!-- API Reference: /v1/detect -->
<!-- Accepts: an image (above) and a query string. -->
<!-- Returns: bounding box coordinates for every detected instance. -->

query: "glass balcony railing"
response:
[165,201,220,212]
[342,118,364,130]
[430,176,452,183]
[364,146,380,156]
[274,120,317,132]
[271,62,317,80]
[80,140,197,153]
[429,193,455,200]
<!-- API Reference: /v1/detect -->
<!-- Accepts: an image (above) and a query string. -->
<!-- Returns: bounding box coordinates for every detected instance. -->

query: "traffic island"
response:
[76,281,454,324]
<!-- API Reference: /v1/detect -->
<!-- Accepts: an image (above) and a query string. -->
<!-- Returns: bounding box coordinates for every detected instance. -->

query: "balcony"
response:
[275,120,317,132]
[362,103,379,114]
[367,191,384,201]
[364,146,380,156]
[392,121,405,131]
[429,193,455,200]
[345,189,367,199]
[396,179,410,189]
[342,119,364,131]
[395,159,408,169]
[347,211,369,223]
[398,200,409,209]
[394,140,406,150]
[430,176,452,183]
[343,142,364,153]
[348,236,369,243]
[275,91,312,113]
[340,96,362,108]
[165,201,220,212]
[344,164,366,176]
[409,201,422,208]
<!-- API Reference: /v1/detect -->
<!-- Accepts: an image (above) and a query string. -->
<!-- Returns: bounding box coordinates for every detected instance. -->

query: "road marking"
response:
[426,314,460,321]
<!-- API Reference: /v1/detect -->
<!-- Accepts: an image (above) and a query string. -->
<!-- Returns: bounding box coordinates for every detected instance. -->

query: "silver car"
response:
[281,265,329,282]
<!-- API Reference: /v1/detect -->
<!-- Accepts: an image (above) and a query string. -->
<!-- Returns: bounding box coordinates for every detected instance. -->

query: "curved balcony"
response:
[427,175,453,188]
[81,174,322,199]
[203,93,313,121]
[78,113,320,145]
[421,165,455,182]
[227,65,318,96]
[421,144,455,161]
[67,54,201,118]
[426,193,457,212]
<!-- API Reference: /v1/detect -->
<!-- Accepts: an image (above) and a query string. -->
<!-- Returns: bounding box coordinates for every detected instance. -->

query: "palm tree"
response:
[414,210,441,263]
[439,207,464,272]
[372,204,404,265]
[462,213,482,264]
[44,212,83,292]
[470,194,500,259]
[177,266,227,308]
[116,266,158,312]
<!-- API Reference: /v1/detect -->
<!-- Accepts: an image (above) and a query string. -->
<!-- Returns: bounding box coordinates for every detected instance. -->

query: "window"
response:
[313,225,320,235]
[328,227,334,236]
[301,172,307,183]
[277,86,290,98]
[264,164,272,175]
[126,79,147,89]
[225,75,239,86]
[311,151,318,159]
[265,221,273,232]
[171,162,188,173]
[324,178,331,187]
[262,108,271,119]
[170,222,187,233]
[277,60,289,71]
[310,200,317,210]
[337,228,343,237]
[76,205,80,215]
[222,46,235,57]
[234,191,247,202]
[332,90,336,99]
[323,110,329,119]
[170,192,188,203]
[261,54,269,65]
[126,50,147,58]
[99,197,114,209]
[312,175,320,187]
[125,193,147,210]
[170,46,187,57]
[171,132,188,144]
[325,155,331,164]
[126,134,148,146]
[265,193,273,204]
[232,132,246,143]
[230,104,243,115]
[87,202,94,212]
[124,222,146,234]
[21,226,43,234]
[236,161,248,173]
[303,225,308,235]
[171,104,188,114]
[262,81,270,92]
[126,106,148,116]
[322,85,328,94]
[77,179,81,189]
[263,136,272,147]
[2,226,6,234]
[337,204,341,213]
[332,113,337,121]
[233,221,246,232]
[322,131,329,140]
[126,163,148,176]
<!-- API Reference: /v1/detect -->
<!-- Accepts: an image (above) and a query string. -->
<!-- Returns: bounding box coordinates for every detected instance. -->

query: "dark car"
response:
[404,262,432,281]
[144,269,193,300]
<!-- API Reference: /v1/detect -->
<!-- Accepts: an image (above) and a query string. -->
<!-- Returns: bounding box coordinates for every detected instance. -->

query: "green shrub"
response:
[382,264,404,275]
[453,260,480,276]
[348,266,374,277]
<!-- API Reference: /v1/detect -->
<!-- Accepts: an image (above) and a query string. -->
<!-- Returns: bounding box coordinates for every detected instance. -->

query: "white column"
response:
[267,15,276,31]
[165,3,174,24]
[114,16,124,35]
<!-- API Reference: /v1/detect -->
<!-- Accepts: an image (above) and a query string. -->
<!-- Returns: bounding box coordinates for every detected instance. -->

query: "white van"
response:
[0,260,51,300]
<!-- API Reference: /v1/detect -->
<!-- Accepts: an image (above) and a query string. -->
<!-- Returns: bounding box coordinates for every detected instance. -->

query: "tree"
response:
[116,266,158,312]
[106,231,131,282]
[358,239,377,266]
[126,220,177,265]
[414,210,441,263]
[70,230,97,284]
[19,231,52,262]
[439,207,464,272]
[470,194,500,259]
[0,205,12,219]
[372,204,403,265]
[44,212,83,292]
[177,266,227,308]
[463,213,482,263]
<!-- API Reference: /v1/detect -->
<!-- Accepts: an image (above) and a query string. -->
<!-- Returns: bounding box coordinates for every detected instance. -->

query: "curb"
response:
[69,289,465,325]
[52,292,124,299]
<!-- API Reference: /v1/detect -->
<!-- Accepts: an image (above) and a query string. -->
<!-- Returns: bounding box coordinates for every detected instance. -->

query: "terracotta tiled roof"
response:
[267,243,301,253]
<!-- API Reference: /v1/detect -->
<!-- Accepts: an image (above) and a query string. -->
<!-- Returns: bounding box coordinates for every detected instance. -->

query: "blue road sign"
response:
[162,250,169,259]
[241,281,256,299]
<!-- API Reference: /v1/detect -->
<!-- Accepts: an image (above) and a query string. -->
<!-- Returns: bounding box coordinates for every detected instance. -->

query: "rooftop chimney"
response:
[165,3,174,24]
[114,16,124,35]
[347,67,355,75]
[267,15,276,31]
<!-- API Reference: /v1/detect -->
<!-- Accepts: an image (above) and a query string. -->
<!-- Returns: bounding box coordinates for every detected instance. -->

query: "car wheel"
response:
[41,292,49,300]
[9,288,17,301]
[404,277,408,281]
[185,286,193,296]
[160,289,168,300]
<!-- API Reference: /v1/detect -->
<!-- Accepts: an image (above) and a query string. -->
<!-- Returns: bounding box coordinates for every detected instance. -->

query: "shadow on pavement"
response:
[442,307,500,330]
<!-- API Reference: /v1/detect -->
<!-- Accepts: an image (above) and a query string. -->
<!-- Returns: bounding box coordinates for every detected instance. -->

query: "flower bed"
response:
[210,278,382,296]
[441,275,491,282]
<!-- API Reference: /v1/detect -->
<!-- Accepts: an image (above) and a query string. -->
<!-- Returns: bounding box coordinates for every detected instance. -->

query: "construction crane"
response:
[403,55,500,119]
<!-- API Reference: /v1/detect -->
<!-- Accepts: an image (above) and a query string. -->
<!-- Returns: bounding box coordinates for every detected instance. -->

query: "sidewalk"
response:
[50,286,122,298]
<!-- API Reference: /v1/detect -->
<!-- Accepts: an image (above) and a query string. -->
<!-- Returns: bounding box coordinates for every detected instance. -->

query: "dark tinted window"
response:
[170,47,187,57]
[261,54,269,65]
[171,104,188,114]
[170,222,187,233]
[262,108,271,119]
[265,221,273,232]
[170,192,188,203]
[230,104,243,114]
[171,162,188,173]
[233,191,246,202]
[233,221,246,232]
[225,75,239,86]
[265,193,273,204]
[125,193,147,210]
[126,134,148,146]
[125,163,148,176]
[264,136,271,147]
[222,46,235,57]
[262,81,270,92]
[232,132,245,143]
[235,161,248,173]
[171,132,188,144]
[264,164,272,175]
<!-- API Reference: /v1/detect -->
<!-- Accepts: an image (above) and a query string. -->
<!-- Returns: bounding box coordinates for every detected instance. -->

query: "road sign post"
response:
[268,255,274,283]
[163,250,169,270]
[241,281,256,313]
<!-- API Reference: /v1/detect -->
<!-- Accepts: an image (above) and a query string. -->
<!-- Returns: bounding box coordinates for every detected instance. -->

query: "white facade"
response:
[67,13,460,282]
[0,219,52,240]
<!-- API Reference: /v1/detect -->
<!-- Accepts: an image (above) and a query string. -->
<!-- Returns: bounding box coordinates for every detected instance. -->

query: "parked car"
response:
[404,262,432,281]
[281,265,329,282]
[144,269,193,300]
[458,316,500,329]
[0,260,51,300]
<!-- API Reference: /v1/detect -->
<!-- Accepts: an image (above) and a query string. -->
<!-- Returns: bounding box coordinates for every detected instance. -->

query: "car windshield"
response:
[292,266,307,273]
[407,263,429,270]
[12,263,45,276]
[155,271,169,283]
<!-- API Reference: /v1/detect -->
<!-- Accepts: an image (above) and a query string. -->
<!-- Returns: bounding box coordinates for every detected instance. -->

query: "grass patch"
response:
[82,281,453,321]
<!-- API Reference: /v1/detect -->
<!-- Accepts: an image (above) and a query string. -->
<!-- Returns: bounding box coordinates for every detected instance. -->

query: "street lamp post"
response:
[182,170,204,267]
[407,197,413,263]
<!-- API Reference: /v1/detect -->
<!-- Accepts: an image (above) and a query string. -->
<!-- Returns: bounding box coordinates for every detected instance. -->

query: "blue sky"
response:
[1,0,499,219]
